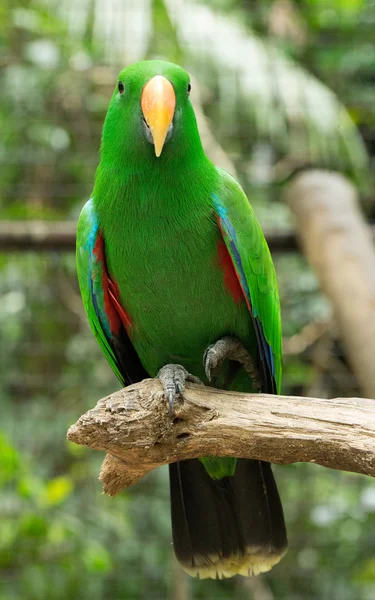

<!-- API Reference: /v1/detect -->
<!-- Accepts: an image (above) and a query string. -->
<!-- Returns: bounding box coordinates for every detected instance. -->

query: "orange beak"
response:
[141,75,176,157]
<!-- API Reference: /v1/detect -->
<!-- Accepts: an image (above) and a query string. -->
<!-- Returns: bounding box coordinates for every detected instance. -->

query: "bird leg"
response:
[204,336,262,390]
[158,364,203,415]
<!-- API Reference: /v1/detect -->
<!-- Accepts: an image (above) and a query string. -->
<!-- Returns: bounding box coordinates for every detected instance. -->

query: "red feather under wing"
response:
[93,233,132,336]
[107,278,132,331]
[217,240,244,305]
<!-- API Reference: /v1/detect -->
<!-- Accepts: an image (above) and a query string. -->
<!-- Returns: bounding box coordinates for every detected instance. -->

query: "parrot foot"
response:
[204,336,262,390]
[157,364,203,415]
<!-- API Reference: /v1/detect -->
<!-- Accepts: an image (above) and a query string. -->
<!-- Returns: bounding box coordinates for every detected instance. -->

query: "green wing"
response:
[213,168,282,393]
[76,199,125,382]
[76,199,148,386]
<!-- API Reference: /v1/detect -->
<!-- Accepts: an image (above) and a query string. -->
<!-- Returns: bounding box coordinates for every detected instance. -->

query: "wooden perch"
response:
[67,378,375,496]
[285,170,375,398]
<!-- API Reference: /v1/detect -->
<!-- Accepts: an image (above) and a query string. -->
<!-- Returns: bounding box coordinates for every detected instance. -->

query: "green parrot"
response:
[76,60,287,579]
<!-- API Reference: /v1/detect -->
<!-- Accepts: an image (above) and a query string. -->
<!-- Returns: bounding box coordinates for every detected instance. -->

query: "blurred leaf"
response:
[354,558,375,582]
[0,433,21,485]
[17,476,44,500]
[19,514,48,539]
[42,476,73,506]
[47,520,68,545]
[65,439,87,457]
[83,543,112,574]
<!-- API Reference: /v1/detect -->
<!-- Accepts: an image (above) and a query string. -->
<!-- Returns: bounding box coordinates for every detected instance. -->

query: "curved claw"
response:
[158,364,203,415]
[203,345,217,381]
[203,336,262,390]
[168,391,175,416]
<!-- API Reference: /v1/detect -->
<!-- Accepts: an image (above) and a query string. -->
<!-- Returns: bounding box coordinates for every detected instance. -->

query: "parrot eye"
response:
[118,81,125,95]
[187,82,191,94]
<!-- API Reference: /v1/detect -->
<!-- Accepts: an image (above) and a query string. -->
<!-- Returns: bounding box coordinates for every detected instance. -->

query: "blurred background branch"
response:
[0,220,297,252]
[285,170,375,399]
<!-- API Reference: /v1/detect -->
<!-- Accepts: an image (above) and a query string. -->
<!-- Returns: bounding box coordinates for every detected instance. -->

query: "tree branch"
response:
[285,170,375,398]
[0,220,301,253]
[67,379,375,496]
[0,221,77,251]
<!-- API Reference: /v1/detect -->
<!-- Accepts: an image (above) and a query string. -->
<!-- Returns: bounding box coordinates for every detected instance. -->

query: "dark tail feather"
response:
[169,458,287,579]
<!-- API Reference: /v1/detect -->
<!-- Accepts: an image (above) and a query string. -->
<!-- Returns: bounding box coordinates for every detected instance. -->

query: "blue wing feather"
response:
[213,193,278,393]
[76,199,148,386]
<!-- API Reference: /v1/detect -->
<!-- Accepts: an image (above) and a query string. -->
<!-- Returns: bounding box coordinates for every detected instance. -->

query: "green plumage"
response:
[76,60,286,578]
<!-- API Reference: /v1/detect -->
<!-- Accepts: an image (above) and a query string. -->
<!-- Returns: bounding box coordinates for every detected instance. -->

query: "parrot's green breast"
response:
[96,167,256,387]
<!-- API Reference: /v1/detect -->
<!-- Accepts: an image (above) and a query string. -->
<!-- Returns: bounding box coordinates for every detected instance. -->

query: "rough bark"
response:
[285,170,375,398]
[67,379,375,496]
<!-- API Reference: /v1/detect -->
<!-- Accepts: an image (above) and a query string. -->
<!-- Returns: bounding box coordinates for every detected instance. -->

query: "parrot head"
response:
[100,60,203,166]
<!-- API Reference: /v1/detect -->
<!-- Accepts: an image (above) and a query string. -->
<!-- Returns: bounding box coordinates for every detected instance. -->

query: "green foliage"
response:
[1,1,375,599]
[0,390,174,600]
